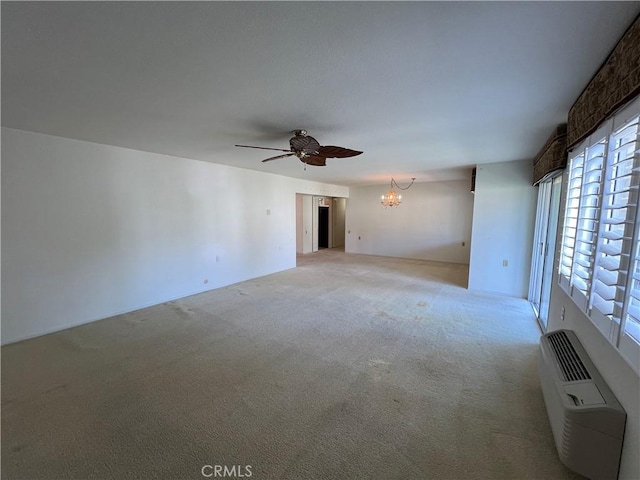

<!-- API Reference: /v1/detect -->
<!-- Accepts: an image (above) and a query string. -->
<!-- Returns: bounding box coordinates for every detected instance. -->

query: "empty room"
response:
[2,2,640,480]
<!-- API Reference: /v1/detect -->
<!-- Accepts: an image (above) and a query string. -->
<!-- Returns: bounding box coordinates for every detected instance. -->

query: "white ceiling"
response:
[3,2,639,187]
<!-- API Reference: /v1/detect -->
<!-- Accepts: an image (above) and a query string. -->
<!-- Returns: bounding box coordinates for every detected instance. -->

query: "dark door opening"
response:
[318,206,329,249]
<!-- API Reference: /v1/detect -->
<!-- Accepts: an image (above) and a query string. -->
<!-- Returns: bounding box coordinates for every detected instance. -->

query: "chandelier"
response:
[381,177,415,207]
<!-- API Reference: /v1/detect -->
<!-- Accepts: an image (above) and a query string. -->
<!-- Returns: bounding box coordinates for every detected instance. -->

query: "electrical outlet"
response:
[561,306,565,321]
[502,259,508,267]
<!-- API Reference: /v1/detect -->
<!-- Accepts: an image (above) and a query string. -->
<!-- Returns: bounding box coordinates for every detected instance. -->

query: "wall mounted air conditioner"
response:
[539,329,626,480]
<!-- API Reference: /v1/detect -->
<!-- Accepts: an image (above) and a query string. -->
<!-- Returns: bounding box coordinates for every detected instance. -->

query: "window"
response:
[559,95,640,372]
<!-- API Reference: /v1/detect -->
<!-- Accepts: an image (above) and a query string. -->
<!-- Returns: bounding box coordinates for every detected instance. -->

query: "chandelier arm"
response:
[391,177,416,191]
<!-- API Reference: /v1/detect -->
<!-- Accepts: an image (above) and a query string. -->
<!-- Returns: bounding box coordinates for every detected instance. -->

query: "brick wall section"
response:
[568,16,640,148]
[533,124,567,185]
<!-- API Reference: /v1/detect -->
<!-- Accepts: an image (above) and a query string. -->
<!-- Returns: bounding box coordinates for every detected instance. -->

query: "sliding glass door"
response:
[529,174,562,331]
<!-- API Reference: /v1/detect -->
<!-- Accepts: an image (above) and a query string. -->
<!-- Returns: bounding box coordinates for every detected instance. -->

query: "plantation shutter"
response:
[571,140,606,298]
[558,95,640,372]
[559,152,584,283]
[624,236,640,343]
[591,118,639,321]
[616,116,640,345]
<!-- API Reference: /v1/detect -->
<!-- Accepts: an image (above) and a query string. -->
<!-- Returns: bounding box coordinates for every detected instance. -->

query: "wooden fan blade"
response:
[236,144,291,152]
[318,146,363,158]
[302,155,327,166]
[290,136,321,154]
[262,153,295,163]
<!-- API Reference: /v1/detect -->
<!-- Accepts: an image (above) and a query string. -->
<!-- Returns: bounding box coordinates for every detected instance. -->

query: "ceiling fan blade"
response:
[318,146,363,158]
[302,155,327,166]
[235,144,291,152]
[262,153,295,163]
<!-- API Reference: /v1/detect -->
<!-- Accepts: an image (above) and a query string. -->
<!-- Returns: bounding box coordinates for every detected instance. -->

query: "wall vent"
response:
[547,330,591,381]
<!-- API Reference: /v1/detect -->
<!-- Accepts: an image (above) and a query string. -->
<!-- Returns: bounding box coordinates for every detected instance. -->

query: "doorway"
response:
[295,195,346,257]
[529,174,562,331]
[318,206,329,248]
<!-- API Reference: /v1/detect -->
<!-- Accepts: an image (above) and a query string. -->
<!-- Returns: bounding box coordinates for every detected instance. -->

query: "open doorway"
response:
[296,195,346,257]
[318,206,329,249]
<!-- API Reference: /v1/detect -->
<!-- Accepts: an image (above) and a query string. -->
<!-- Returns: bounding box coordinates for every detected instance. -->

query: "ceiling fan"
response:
[235,130,363,166]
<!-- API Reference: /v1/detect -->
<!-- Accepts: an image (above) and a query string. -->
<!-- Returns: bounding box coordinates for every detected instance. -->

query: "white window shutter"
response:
[559,153,584,280]
[556,95,640,373]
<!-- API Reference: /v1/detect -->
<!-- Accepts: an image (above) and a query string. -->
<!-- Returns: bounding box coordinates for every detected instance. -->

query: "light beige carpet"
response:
[1,250,582,480]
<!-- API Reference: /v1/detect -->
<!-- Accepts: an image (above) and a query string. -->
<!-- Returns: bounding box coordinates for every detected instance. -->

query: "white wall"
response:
[546,170,639,480]
[1,128,347,344]
[468,160,536,297]
[345,180,473,264]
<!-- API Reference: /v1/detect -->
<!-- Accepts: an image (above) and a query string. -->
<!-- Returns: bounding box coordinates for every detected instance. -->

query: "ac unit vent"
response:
[547,331,591,382]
